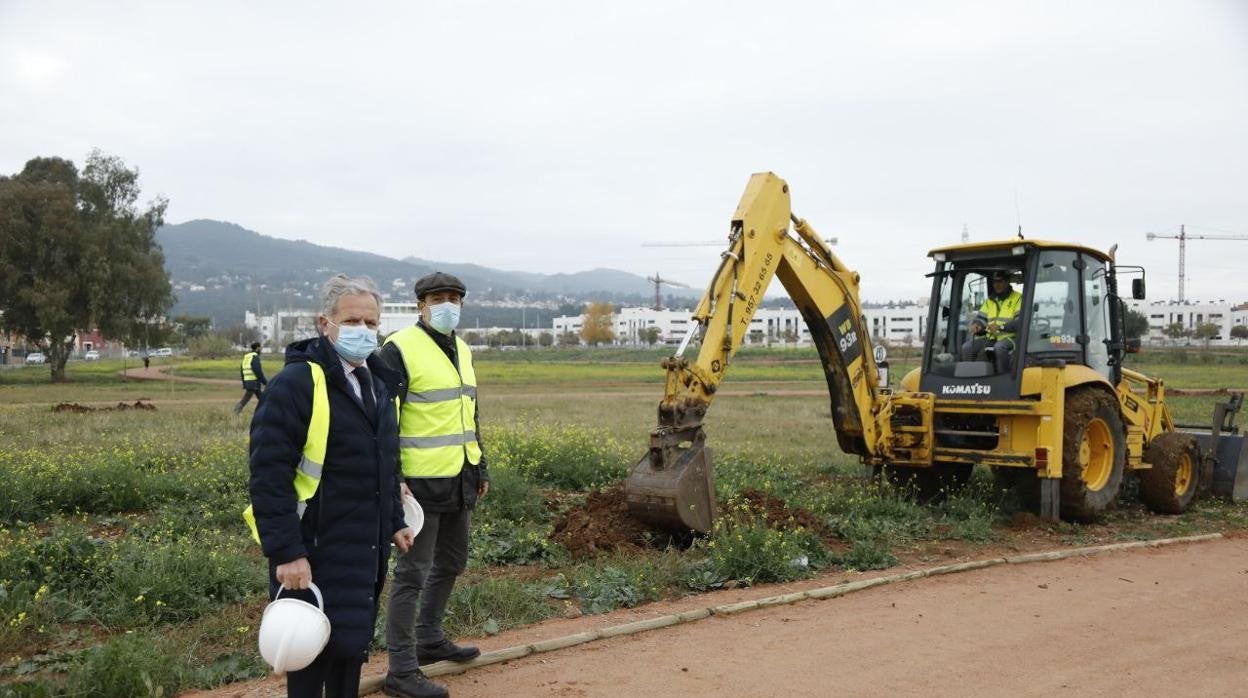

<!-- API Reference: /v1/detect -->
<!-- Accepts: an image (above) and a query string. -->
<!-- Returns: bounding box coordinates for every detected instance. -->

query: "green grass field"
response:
[2,347,1247,695]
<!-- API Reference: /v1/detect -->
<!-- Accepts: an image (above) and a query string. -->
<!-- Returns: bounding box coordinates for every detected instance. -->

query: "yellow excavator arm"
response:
[626,172,886,531]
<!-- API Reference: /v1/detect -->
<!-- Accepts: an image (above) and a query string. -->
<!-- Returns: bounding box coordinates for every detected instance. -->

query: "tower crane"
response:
[645,273,689,311]
[1146,225,1248,301]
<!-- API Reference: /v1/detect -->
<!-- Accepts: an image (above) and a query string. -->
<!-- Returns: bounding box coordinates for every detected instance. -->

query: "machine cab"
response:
[919,241,1120,400]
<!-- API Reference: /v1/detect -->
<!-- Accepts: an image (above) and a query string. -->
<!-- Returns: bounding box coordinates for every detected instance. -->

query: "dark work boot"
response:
[417,639,480,663]
[383,669,449,698]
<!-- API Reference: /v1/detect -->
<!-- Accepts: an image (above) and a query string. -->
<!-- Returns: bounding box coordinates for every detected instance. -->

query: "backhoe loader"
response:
[625,172,1247,533]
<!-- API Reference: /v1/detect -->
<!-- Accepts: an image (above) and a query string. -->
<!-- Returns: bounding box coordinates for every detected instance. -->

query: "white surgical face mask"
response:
[428,302,461,335]
[327,320,378,362]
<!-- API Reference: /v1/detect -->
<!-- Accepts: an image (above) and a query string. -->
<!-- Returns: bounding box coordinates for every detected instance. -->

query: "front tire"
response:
[1060,388,1126,521]
[1140,432,1202,514]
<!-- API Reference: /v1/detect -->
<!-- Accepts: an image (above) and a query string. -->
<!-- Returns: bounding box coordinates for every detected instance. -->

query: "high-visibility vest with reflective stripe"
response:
[241,352,259,382]
[979,290,1023,341]
[243,361,330,543]
[386,326,481,478]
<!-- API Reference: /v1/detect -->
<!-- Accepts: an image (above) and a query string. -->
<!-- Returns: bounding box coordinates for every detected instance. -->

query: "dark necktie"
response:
[353,366,377,416]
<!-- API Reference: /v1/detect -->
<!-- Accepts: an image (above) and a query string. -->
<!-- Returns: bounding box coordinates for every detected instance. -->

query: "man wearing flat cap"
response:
[379,272,489,698]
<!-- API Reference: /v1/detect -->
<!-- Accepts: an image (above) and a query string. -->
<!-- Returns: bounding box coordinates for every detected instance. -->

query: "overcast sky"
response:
[2,1,1245,303]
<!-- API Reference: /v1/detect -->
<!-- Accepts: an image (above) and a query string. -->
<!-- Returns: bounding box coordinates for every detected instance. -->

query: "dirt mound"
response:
[550,485,832,559]
[733,488,830,536]
[551,485,657,559]
[52,400,157,413]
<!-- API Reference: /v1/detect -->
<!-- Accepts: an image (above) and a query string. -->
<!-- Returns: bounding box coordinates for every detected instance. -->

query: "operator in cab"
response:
[960,269,1022,373]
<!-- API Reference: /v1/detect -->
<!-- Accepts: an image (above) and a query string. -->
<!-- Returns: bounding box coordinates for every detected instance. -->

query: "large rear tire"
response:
[1140,432,1202,514]
[1060,387,1126,521]
[876,463,973,502]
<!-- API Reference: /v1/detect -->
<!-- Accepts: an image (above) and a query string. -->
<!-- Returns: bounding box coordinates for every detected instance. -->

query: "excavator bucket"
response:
[624,427,717,533]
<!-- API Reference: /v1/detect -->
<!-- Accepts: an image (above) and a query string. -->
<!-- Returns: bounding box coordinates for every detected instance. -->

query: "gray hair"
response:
[319,274,383,318]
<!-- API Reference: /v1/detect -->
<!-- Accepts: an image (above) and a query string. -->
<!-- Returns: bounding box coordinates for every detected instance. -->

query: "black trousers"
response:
[233,386,263,414]
[286,653,364,698]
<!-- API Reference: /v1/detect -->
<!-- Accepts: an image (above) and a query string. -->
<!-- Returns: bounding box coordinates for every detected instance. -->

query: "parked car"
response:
[25,352,46,365]
[152,347,174,357]
[84,350,101,361]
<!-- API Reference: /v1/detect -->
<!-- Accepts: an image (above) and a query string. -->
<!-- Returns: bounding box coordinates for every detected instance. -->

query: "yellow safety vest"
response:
[979,290,1023,341]
[241,351,258,382]
[243,362,330,543]
[385,326,481,478]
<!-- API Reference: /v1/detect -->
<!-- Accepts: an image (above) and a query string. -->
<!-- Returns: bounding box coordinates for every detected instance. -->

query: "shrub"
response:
[832,539,898,571]
[0,522,110,592]
[475,466,547,525]
[188,334,235,359]
[188,651,268,688]
[64,632,188,698]
[488,423,629,491]
[100,534,264,626]
[704,507,824,586]
[0,679,59,697]
[931,486,999,543]
[443,576,557,638]
[682,557,729,592]
[0,440,244,525]
[470,521,563,566]
[571,566,643,614]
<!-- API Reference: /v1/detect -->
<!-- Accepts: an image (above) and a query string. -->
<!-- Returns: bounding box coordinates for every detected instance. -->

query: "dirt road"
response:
[433,537,1248,698]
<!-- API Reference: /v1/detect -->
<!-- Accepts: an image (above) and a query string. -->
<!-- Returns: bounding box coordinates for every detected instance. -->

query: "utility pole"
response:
[1146,225,1248,301]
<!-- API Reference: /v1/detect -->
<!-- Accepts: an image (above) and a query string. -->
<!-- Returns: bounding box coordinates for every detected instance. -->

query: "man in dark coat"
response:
[249,274,416,698]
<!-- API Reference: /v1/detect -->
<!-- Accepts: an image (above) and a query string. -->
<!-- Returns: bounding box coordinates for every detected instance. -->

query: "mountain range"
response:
[157,220,695,326]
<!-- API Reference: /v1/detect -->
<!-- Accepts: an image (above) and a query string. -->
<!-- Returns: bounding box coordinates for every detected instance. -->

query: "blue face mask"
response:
[327,320,378,362]
[428,302,461,335]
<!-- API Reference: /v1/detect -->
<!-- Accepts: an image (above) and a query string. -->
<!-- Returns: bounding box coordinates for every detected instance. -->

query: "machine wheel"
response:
[876,463,973,502]
[1140,432,1202,514]
[1060,387,1126,521]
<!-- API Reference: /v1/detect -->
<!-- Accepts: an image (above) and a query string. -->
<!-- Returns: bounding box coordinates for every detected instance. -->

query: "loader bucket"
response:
[624,427,717,533]
[1193,432,1248,502]
[1186,392,1246,502]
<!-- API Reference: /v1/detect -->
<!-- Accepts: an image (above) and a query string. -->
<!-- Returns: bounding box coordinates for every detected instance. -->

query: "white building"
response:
[247,304,554,347]
[1126,299,1248,345]
[248,303,424,343]
[247,297,1248,350]
[244,309,319,345]
[552,303,928,348]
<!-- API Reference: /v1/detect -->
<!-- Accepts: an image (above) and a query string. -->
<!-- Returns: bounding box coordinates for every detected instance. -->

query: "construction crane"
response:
[645,273,689,310]
[1146,225,1248,301]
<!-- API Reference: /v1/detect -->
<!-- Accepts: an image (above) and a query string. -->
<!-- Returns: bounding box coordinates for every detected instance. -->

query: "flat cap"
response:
[414,271,467,299]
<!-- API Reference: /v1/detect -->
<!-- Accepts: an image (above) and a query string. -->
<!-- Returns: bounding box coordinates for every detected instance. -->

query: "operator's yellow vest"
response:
[385,326,481,478]
[979,291,1023,341]
[243,362,330,543]
[241,351,258,382]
